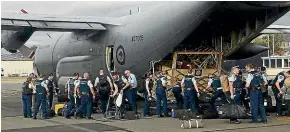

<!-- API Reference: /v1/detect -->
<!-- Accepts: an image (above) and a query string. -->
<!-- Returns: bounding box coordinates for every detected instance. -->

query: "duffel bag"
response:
[181,119,204,129]
[122,111,139,120]
[218,104,249,119]
[202,108,218,119]
[199,93,212,103]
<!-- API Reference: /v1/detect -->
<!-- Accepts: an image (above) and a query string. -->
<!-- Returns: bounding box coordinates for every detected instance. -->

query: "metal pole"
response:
[267,35,270,57]
[272,34,275,56]
[221,36,223,52]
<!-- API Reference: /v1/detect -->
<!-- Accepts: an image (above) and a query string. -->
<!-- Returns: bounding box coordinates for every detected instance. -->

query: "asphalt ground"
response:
[1,82,290,132]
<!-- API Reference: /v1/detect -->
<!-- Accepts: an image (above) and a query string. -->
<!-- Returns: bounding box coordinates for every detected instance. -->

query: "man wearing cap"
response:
[228,66,242,124]
[124,70,138,114]
[64,73,79,119]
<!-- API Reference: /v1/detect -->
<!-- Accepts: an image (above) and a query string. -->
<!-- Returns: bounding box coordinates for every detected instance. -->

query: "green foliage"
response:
[251,34,287,55]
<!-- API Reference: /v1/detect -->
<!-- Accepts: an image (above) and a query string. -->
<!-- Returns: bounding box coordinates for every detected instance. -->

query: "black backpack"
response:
[98,75,108,87]
[22,82,32,95]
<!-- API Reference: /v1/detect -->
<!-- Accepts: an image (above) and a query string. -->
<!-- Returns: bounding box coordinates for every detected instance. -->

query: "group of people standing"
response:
[21,65,290,122]
[21,73,57,119]
[64,70,138,119]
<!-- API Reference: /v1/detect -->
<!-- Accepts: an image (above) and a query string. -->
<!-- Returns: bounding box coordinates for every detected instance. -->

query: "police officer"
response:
[228,66,242,124]
[271,70,290,116]
[75,73,95,119]
[172,82,183,109]
[64,73,79,119]
[30,73,37,112]
[245,64,267,123]
[143,74,154,117]
[33,74,49,120]
[124,70,138,114]
[94,70,113,116]
[155,71,168,117]
[47,73,57,109]
[112,72,130,116]
[181,69,200,112]
[260,67,268,98]
[22,77,34,118]
[206,73,224,106]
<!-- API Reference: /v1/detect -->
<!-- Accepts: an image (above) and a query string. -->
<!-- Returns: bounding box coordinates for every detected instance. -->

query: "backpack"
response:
[250,72,263,88]
[98,75,108,87]
[22,82,32,95]
[220,75,229,93]
[137,78,146,93]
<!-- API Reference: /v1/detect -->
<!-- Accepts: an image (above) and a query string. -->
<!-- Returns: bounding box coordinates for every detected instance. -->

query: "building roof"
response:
[1,48,32,61]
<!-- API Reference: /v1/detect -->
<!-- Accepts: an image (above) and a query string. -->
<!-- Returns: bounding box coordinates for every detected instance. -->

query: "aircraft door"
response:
[105,46,115,73]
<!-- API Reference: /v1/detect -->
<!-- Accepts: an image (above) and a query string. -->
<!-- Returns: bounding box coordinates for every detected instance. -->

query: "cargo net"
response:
[153,47,222,100]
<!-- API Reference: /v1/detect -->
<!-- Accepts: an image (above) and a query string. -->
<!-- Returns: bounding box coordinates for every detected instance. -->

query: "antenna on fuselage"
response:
[138,6,141,13]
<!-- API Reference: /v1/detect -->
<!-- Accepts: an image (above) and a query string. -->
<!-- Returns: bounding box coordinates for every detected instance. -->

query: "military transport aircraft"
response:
[1,1,290,95]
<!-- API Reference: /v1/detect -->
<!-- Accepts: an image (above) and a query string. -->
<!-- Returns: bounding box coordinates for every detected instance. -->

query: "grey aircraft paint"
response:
[1,1,290,95]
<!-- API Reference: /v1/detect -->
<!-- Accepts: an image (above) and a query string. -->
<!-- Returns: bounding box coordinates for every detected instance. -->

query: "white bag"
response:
[116,90,123,107]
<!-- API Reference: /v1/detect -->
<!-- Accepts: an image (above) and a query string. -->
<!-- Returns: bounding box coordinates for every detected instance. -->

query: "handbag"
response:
[116,91,123,107]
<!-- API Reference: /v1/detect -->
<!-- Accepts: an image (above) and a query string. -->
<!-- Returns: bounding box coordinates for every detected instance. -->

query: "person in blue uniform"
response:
[260,67,268,98]
[47,73,57,110]
[172,82,183,109]
[181,69,200,112]
[271,70,290,116]
[75,73,95,119]
[245,64,267,123]
[228,66,242,124]
[22,77,34,118]
[155,71,169,117]
[112,72,131,117]
[206,73,224,107]
[33,74,49,120]
[125,70,138,114]
[94,70,113,117]
[143,74,154,117]
[64,73,79,119]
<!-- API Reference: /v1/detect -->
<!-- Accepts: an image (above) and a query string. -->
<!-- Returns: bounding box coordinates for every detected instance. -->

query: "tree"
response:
[251,34,287,55]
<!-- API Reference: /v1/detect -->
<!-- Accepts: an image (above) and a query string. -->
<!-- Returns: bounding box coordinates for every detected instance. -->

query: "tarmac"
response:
[1,82,290,132]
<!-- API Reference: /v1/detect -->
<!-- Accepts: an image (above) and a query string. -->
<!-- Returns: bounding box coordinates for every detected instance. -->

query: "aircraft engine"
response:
[1,30,34,53]
[226,43,269,60]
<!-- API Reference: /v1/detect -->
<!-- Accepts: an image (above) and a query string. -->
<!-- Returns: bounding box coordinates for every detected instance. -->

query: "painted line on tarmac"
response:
[203,123,290,132]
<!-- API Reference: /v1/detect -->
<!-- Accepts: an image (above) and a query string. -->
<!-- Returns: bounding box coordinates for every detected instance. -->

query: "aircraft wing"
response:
[1,13,124,31]
[261,24,290,34]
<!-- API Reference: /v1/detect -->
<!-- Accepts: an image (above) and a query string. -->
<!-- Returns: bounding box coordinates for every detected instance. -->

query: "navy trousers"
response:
[250,89,267,122]
[22,94,32,117]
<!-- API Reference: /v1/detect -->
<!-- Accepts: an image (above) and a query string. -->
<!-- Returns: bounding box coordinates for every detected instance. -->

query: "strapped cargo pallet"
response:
[152,51,223,100]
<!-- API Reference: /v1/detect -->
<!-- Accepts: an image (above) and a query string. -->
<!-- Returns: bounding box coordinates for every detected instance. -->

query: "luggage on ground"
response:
[218,104,249,119]
[122,111,139,120]
[181,119,204,129]
[199,94,211,103]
